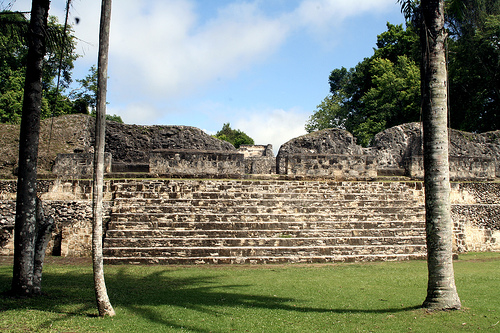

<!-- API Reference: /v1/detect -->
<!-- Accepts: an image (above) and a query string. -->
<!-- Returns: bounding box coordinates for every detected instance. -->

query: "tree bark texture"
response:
[420,0,461,310]
[92,0,115,317]
[33,197,54,295]
[11,0,50,297]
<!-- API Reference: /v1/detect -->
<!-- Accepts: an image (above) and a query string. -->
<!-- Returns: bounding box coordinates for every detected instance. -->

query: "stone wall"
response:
[277,128,364,175]
[52,153,112,178]
[405,155,496,181]
[451,182,500,252]
[0,179,114,257]
[238,145,276,175]
[149,149,245,178]
[284,154,377,180]
[237,144,274,158]
[373,123,500,178]
[1,179,498,258]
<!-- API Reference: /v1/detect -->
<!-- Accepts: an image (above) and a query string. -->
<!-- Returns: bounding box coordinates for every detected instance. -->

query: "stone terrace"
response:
[103,180,426,264]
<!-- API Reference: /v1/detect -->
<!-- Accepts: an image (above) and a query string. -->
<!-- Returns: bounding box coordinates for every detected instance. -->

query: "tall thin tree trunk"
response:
[33,197,54,295]
[92,0,115,317]
[11,0,50,297]
[420,0,461,310]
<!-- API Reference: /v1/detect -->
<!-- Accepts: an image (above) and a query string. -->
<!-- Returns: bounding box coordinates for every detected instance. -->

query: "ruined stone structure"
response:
[238,144,276,175]
[1,115,498,181]
[1,179,498,262]
[373,122,500,180]
[1,115,499,263]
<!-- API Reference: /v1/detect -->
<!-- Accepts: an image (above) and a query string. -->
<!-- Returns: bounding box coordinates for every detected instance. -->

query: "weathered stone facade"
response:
[1,179,498,261]
[238,145,276,175]
[373,122,500,179]
[283,154,377,180]
[52,153,112,178]
[3,115,500,181]
[1,116,500,263]
[149,150,245,178]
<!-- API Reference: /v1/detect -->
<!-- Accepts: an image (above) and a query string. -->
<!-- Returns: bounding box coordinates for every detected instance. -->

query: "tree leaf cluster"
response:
[307,1,500,145]
[0,10,122,124]
[306,23,421,147]
[447,0,500,132]
[214,123,254,149]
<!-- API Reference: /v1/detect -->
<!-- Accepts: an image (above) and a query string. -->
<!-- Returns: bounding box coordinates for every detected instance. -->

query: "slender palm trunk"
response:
[420,0,461,310]
[11,0,50,297]
[92,0,115,317]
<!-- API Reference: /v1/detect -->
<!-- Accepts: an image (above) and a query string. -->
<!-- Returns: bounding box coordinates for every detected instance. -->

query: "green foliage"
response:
[69,65,98,114]
[69,65,123,123]
[447,1,500,132]
[307,23,421,146]
[105,113,124,123]
[305,95,345,133]
[357,56,420,146]
[214,123,254,148]
[308,4,500,145]
[0,11,87,123]
[0,253,499,331]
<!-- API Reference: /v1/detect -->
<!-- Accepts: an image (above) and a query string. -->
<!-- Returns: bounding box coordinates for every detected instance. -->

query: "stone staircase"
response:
[103,180,427,264]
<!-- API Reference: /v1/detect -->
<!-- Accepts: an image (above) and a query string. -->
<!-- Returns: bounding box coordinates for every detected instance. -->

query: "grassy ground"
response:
[0,253,499,332]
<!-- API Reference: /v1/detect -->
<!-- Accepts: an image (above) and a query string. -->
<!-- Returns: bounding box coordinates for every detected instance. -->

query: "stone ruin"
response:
[50,119,500,181]
[1,115,499,260]
[372,122,499,180]
[0,114,498,181]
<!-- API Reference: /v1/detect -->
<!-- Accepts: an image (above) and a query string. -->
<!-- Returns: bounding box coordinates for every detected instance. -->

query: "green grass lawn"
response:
[0,252,499,332]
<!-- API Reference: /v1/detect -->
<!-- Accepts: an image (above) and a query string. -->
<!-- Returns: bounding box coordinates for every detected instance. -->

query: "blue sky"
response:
[11,0,405,153]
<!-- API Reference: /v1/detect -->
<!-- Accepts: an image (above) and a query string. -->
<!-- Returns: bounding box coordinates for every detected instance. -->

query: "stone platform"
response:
[103,180,427,264]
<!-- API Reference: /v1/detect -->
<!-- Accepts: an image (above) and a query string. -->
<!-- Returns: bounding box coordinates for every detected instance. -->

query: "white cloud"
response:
[44,0,397,102]
[107,103,163,125]
[235,108,309,154]
[9,0,402,140]
[293,0,397,28]
[104,1,290,100]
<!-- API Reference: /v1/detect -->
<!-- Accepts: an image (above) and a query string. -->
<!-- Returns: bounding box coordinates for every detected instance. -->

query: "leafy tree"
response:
[306,23,421,146]
[70,65,123,122]
[358,55,420,145]
[70,65,98,114]
[214,123,254,148]
[305,94,346,133]
[308,3,500,144]
[447,1,500,132]
[0,10,78,123]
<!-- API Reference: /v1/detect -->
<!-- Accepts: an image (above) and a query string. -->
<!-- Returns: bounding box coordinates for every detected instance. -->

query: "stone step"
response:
[103,244,427,258]
[114,190,422,201]
[111,198,421,210]
[110,204,423,215]
[104,253,427,264]
[110,180,423,193]
[104,180,426,264]
[105,227,425,239]
[103,236,426,248]
[107,220,426,231]
[109,211,425,224]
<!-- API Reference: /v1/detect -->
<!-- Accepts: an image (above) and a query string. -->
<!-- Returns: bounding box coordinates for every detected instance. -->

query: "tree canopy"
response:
[214,123,254,149]
[0,11,79,123]
[0,10,122,124]
[307,1,500,145]
[306,23,421,146]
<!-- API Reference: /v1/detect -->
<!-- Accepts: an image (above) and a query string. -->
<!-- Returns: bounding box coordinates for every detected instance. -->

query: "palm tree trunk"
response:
[420,0,461,310]
[92,0,115,317]
[11,0,50,297]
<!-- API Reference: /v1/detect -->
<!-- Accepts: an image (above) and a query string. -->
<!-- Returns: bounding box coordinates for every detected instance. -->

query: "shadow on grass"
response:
[0,265,421,332]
